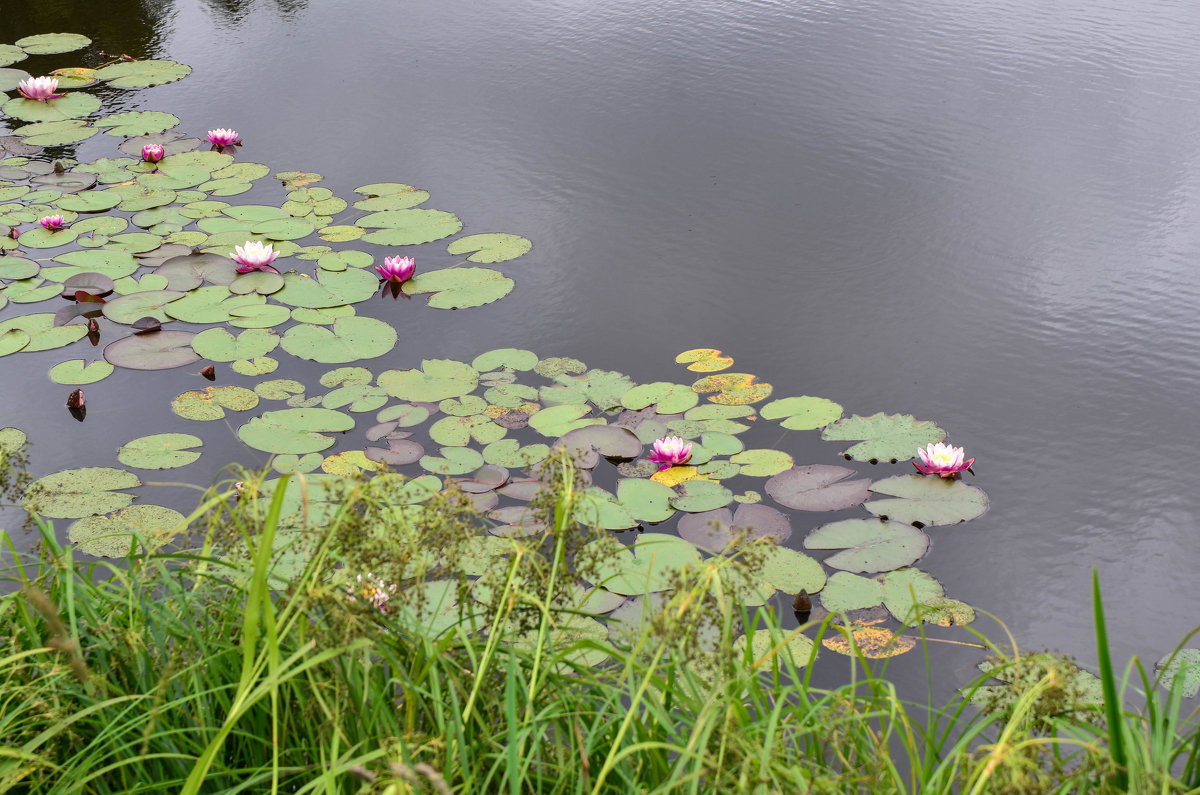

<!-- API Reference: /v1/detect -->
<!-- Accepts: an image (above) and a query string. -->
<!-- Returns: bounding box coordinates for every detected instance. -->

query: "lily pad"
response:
[615,478,676,523]
[675,348,735,373]
[48,359,114,385]
[559,425,642,460]
[69,505,184,558]
[864,474,989,526]
[820,572,886,614]
[472,348,539,372]
[47,249,139,280]
[378,359,479,402]
[804,518,930,573]
[191,327,278,362]
[15,33,92,54]
[0,45,27,67]
[102,289,186,324]
[677,503,792,552]
[480,439,549,468]
[580,534,702,596]
[0,312,87,351]
[621,381,700,415]
[761,396,844,430]
[822,413,946,463]
[94,110,180,137]
[117,433,203,469]
[95,59,191,88]
[402,266,514,309]
[171,386,259,421]
[691,372,773,405]
[528,404,602,437]
[0,256,39,280]
[163,286,263,324]
[881,569,974,626]
[670,480,734,513]
[1156,649,1200,699]
[447,233,532,263]
[104,330,200,370]
[420,446,485,476]
[0,329,30,357]
[358,208,462,244]
[238,407,356,454]
[765,465,871,512]
[280,317,397,363]
[429,415,506,447]
[273,268,377,308]
[23,466,140,519]
[730,449,794,477]
[2,93,101,123]
[14,119,98,146]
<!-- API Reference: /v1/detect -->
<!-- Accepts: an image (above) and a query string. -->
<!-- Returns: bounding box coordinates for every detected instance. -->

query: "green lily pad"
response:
[48,359,114,385]
[615,478,676,523]
[822,413,946,463]
[420,446,485,476]
[272,452,324,474]
[316,250,373,272]
[14,119,98,146]
[15,33,92,54]
[191,327,279,362]
[481,439,549,468]
[291,305,355,325]
[280,317,397,364]
[447,233,532,263]
[0,329,31,357]
[575,487,638,530]
[760,546,827,594]
[230,356,279,376]
[2,93,101,123]
[471,348,538,372]
[0,45,27,67]
[804,518,930,574]
[238,407,356,454]
[104,330,200,370]
[255,379,306,400]
[690,372,773,406]
[670,480,734,513]
[401,266,514,309]
[228,271,285,295]
[357,208,462,244]
[0,427,27,454]
[163,285,264,324]
[429,414,506,447]
[0,312,87,351]
[55,189,121,212]
[23,466,141,519]
[621,381,700,414]
[1156,650,1200,699]
[273,268,377,308]
[156,252,239,290]
[95,59,191,88]
[438,395,488,416]
[881,569,974,626]
[528,404,602,437]
[729,449,794,477]
[69,505,184,558]
[14,225,82,249]
[228,303,291,329]
[734,629,815,671]
[46,249,139,280]
[0,68,32,94]
[321,383,387,412]
[317,224,363,242]
[760,396,844,430]
[0,256,39,280]
[864,474,989,526]
[765,465,871,512]
[378,359,479,402]
[171,386,260,421]
[580,534,701,595]
[94,110,180,137]
[3,278,62,303]
[117,433,203,469]
[819,572,885,614]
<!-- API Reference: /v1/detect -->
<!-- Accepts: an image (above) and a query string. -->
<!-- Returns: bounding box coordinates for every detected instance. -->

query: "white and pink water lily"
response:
[913,442,975,477]
[141,143,165,163]
[647,435,693,470]
[207,128,241,147]
[38,215,67,231]
[375,255,416,283]
[231,240,280,274]
[18,77,64,102]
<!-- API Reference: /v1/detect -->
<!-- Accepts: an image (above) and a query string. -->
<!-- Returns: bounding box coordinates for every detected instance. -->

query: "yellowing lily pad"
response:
[171,386,260,421]
[691,372,773,406]
[675,348,735,372]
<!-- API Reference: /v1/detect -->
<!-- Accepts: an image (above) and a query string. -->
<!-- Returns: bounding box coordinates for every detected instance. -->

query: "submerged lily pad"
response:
[117,433,203,469]
[822,413,946,463]
[104,330,199,370]
[69,505,184,558]
[765,465,871,512]
[23,466,141,519]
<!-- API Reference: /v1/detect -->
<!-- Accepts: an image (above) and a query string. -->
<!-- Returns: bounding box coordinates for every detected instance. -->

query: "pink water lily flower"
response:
[207,128,241,148]
[913,442,975,478]
[231,240,280,274]
[18,77,64,102]
[39,215,67,232]
[647,435,693,470]
[141,143,165,163]
[375,255,415,283]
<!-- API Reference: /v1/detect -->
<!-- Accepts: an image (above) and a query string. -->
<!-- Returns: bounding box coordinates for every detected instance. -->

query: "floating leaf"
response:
[1156,650,1200,699]
[760,396,844,430]
[0,329,31,357]
[447,233,532,263]
[280,317,397,363]
[730,449,793,477]
[735,629,816,670]
[677,503,792,552]
[273,453,323,474]
[322,384,388,413]
[481,439,549,468]
[378,359,479,402]
[559,425,641,460]
[104,330,200,370]
[534,357,586,378]
[102,289,186,324]
[765,465,871,512]
[676,348,734,373]
[528,404,602,437]
[163,286,263,324]
[820,572,886,614]
[358,208,462,244]
[255,379,305,400]
[2,94,101,123]
[238,408,355,454]
[0,256,39,280]
[230,357,278,376]
[0,313,87,351]
[95,59,191,88]
[322,450,383,477]
[47,249,139,280]
[117,433,203,469]
[472,348,538,372]
[316,250,372,272]
[670,480,733,513]
[429,415,506,447]
[48,359,113,385]
[0,44,27,67]
[823,623,916,659]
[402,266,514,309]
[864,474,988,526]
[94,110,180,137]
[804,518,930,573]
[15,33,91,54]
[420,446,485,476]
[615,478,676,523]
[881,569,974,626]
[14,119,98,146]
[822,413,946,463]
[580,534,701,595]
[191,327,279,362]
[621,382,699,415]
[171,386,260,421]
[273,268,377,308]
[69,505,184,558]
[23,466,140,519]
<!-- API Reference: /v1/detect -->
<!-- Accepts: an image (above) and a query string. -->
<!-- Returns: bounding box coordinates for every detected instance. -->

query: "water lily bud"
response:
[66,389,85,409]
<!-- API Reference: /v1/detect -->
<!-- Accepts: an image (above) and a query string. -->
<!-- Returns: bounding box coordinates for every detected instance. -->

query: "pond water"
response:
[4,0,1200,682]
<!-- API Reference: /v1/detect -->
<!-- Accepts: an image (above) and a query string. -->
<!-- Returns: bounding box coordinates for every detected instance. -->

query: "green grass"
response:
[1,459,1200,793]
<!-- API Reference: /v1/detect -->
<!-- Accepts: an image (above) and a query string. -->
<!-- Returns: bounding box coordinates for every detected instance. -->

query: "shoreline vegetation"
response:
[1,452,1199,793]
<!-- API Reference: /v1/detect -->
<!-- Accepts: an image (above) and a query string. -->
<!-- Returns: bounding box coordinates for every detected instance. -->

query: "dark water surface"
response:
[6,0,1200,676]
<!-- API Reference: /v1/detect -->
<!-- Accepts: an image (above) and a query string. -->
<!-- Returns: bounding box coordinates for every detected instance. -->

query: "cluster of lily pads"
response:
[3,33,990,661]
